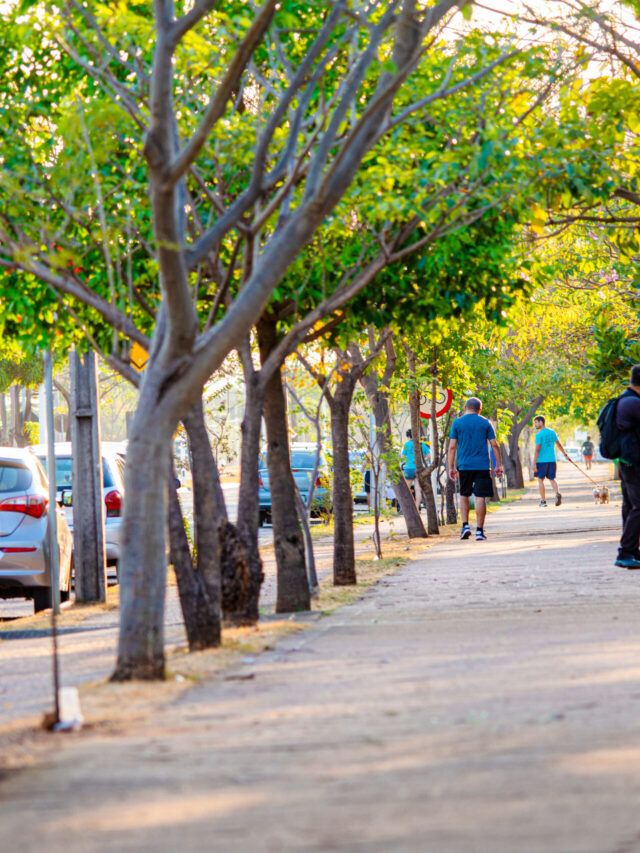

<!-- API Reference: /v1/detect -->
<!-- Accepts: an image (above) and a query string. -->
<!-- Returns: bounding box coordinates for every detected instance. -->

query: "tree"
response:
[0,1,605,677]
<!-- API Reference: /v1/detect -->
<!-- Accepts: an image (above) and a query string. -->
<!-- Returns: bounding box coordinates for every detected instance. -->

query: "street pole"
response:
[43,350,61,725]
[70,348,106,603]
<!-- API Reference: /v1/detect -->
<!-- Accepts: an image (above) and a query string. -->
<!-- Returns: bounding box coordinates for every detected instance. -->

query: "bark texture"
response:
[352,339,427,539]
[258,316,310,613]
[112,388,172,680]
[501,395,544,490]
[330,396,356,584]
[405,346,439,535]
[232,347,266,624]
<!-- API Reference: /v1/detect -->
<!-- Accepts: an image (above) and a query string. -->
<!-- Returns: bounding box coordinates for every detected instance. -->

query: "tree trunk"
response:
[295,487,318,591]
[9,385,21,446]
[258,317,310,613]
[112,392,173,680]
[445,473,457,525]
[232,359,266,624]
[502,423,525,489]
[405,345,439,535]
[170,398,231,650]
[330,395,356,585]
[0,394,8,444]
[355,343,427,539]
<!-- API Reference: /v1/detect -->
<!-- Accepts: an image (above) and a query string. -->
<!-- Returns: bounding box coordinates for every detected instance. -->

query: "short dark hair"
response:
[534,415,546,425]
[631,365,640,386]
[406,428,412,438]
[465,397,481,413]
[587,434,591,440]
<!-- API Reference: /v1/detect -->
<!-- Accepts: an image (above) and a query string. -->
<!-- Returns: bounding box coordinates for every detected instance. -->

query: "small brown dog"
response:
[593,485,610,504]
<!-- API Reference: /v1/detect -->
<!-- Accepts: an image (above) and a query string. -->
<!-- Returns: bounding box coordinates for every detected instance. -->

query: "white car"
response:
[0,447,72,612]
[33,442,126,566]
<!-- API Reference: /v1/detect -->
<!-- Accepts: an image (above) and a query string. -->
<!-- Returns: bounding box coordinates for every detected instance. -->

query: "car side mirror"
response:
[61,489,73,507]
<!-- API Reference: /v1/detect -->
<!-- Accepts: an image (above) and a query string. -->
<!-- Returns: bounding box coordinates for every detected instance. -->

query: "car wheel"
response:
[32,588,51,613]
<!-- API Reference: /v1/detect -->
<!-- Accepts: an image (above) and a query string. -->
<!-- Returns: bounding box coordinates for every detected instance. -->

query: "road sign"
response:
[130,341,149,372]
[419,385,453,419]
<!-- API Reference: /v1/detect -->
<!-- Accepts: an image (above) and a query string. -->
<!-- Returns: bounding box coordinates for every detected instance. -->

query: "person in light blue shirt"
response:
[533,415,569,507]
[401,429,430,480]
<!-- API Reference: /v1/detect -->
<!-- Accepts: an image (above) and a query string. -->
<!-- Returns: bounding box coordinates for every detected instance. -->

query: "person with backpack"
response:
[604,365,640,569]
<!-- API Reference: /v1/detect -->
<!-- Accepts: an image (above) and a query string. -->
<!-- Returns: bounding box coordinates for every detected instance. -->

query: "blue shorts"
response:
[535,462,557,480]
[404,468,416,479]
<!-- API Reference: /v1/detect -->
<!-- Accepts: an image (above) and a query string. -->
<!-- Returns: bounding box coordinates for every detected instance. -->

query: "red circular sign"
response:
[419,387,453,420]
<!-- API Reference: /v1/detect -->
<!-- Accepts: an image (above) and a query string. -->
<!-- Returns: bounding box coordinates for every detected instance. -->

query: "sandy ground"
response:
[3,463,640,853]
[0,509,384,726]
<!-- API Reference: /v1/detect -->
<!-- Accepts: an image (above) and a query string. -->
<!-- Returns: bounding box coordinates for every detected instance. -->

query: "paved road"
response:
[4,463,640,852]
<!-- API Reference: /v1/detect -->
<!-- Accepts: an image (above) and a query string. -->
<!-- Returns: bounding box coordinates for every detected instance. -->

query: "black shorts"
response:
[459,469,493,498]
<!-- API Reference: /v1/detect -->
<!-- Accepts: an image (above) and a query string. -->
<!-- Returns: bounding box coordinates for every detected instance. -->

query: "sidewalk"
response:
[3,463,640,852]
[0,507,404,725]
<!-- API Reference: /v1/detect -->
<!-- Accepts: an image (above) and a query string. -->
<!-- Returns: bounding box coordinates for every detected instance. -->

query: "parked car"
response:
[564,446,583,463]
[33,442,126,566]
[0,447,72,612]
[258,444,331,526]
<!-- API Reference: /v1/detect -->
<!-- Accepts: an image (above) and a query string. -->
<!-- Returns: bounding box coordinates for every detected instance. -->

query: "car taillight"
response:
[0,495,48,519]
[105,489,122,517]
[1,546,37,553]
[258,474,264,487]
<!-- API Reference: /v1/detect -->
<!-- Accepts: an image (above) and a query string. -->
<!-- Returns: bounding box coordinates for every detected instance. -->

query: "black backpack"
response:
[597,396,622,460]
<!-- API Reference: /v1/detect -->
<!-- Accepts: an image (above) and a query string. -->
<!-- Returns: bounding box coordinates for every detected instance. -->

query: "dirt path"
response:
[4,462,640,853]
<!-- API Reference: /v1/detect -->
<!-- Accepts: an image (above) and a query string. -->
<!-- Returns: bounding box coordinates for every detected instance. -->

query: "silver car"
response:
[33,442,126,566]
[0,448,72,612]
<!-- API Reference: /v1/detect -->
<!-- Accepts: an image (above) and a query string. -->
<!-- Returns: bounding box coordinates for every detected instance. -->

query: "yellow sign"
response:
[130,341,149,372]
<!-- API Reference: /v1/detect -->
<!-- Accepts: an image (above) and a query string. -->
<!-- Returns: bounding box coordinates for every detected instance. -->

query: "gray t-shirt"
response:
[450,413,495,470]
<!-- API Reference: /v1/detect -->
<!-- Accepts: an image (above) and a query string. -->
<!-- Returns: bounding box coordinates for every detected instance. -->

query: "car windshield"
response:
[39,455,115,489]
[259,451,320,470]
[0,462,33,493]
[290,452,317,469]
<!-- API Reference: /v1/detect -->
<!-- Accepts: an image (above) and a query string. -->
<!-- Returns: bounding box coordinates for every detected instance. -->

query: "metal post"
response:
[43,350,61,726]
[44,352,61,616]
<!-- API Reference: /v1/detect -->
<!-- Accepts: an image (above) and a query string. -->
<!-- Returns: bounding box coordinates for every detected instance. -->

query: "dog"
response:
[593,485,610,504]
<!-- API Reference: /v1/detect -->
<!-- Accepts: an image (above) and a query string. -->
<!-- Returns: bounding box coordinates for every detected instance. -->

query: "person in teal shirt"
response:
[401,429,429,480]
[533,415,569,507]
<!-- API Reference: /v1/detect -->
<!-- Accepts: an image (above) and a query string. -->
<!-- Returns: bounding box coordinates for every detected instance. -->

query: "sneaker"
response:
[615,557,640,569]
[539,500,547,507]
[460,524,471,540]
[476,528,487,541]
[555,493,562,506]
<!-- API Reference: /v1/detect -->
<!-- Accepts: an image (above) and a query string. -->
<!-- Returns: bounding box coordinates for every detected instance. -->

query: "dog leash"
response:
[562,455,608,489]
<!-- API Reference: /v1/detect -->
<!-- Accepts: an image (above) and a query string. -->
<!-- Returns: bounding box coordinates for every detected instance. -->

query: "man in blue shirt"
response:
[448,397,503,541]
[533,415,569,508]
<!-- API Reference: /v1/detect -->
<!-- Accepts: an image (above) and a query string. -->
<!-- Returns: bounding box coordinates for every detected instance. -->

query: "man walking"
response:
[581,435,595,470]
[614,365,640,569]
[448,397,503,541]
[533,416,569,507]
